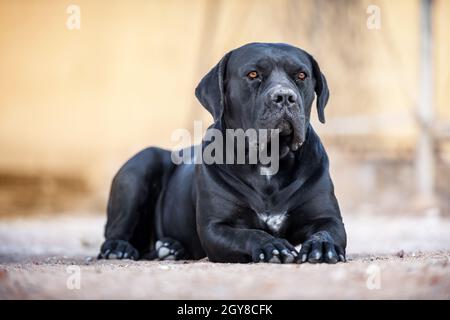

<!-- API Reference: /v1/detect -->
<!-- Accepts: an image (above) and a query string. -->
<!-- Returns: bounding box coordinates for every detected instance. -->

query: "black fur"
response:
[99,43,347,264]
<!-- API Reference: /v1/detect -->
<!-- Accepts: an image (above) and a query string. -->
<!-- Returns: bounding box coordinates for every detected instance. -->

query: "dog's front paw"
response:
[298,231,345,264]
[251,238,298,264]
[98,239,139,260]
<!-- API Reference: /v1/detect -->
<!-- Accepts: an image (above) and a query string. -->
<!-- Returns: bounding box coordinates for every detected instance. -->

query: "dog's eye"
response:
[247,71,259,79]
[297,72,307,81]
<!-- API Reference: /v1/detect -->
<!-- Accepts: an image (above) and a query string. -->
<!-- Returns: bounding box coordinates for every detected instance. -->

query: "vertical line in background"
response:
[415,0,435,205]
[187,0,223,130]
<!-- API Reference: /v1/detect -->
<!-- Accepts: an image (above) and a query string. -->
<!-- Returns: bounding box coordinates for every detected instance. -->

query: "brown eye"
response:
[247,71,258,79]
[298,72,307,81]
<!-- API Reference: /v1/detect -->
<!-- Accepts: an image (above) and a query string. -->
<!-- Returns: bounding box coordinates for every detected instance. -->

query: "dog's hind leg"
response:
[140,237,186,261]
[99,147,175,260]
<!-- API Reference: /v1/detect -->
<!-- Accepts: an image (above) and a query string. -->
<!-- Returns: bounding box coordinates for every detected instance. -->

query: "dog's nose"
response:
[270,88,297,107]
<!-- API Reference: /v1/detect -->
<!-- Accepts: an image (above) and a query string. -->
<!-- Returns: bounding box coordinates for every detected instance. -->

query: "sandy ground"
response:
[0,213,450,299]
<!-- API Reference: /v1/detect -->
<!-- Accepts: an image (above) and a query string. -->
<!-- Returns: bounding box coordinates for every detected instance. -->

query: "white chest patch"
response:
[257,211,288,234]
[259,166,275,182]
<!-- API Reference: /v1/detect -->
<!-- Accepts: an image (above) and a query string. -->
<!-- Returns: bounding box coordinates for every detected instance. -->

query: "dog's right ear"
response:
[195,51,232,122]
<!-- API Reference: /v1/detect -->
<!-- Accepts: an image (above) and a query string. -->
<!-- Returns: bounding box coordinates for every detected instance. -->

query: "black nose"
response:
[270,88,297,107]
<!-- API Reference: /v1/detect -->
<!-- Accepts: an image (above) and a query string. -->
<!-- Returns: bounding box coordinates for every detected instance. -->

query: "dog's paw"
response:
[154,237,186,261]
[298,231,345,264]
[251,238,298,264]
[98,239,139,260]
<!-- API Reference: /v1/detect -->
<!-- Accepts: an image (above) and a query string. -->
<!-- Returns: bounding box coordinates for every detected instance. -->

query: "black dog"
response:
[99,43,347,264]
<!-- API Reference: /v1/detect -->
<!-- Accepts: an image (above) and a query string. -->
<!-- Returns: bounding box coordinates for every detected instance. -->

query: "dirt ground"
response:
[0,212,449,299]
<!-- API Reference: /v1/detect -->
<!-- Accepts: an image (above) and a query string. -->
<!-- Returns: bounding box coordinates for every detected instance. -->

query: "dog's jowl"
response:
[99,43,347,264]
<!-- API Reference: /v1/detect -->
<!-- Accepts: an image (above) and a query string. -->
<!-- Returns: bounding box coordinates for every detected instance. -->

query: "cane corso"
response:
[99,43,347,264]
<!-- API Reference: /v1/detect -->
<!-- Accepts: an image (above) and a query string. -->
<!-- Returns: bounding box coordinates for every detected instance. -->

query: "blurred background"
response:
[0,0,449,218]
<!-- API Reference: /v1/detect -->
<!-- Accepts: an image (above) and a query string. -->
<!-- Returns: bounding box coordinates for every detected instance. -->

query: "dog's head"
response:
[195,42,329,154]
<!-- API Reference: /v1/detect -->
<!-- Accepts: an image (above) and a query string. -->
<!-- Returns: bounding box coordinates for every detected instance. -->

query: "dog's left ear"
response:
[195,51,232,122]
[309,55,330,124]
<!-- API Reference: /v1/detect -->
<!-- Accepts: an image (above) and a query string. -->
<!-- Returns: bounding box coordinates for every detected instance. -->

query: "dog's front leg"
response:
[199,222,298,264]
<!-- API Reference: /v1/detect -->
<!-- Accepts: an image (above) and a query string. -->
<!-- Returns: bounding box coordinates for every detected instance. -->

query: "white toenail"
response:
[158,247,170,258]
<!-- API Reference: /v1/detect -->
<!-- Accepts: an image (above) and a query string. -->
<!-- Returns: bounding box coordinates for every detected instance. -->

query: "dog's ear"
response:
[310,55,329,124]
[195,51,232,122]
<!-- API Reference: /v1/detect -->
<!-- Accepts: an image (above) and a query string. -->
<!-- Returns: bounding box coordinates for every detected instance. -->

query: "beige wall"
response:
[435,0,450,119]
[0,0,449,213]
[0,0,205,179]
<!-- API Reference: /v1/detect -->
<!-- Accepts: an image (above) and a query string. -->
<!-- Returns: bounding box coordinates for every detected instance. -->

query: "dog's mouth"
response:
[255,119,303,159]
[275,119,304,157]
[276,120,293,136]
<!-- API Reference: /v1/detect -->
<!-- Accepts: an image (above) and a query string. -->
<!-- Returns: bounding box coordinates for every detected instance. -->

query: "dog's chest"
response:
[256,211,288,234]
